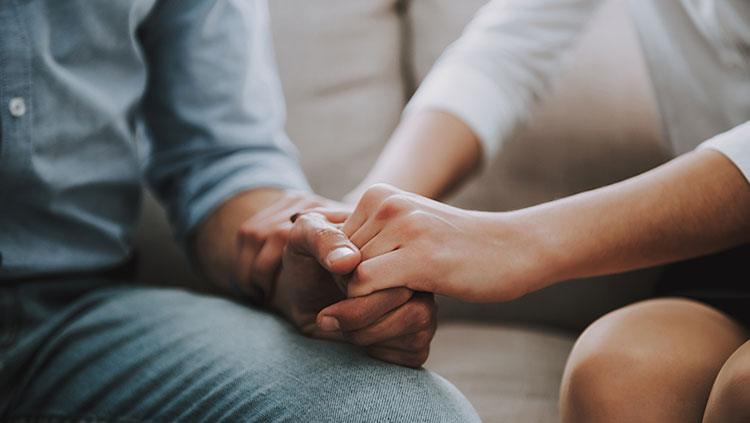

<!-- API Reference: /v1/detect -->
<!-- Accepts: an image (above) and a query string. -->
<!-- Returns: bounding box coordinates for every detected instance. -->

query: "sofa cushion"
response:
[426,322,576,423]
[407,0,491,85]
[269,0,407,200]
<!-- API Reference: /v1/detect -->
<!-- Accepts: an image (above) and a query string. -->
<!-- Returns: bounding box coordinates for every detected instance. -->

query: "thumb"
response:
[288,212,361,275]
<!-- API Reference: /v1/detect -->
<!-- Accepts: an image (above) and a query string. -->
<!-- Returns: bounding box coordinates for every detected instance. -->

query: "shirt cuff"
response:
[697,120,750,184]
[404,62,517,166]
[173,149,311,247]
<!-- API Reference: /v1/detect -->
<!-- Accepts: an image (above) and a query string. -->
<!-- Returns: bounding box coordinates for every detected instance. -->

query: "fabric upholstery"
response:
[426,322,576,423]
[269,0,407,200]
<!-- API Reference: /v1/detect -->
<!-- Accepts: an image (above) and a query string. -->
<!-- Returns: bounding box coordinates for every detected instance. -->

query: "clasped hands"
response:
[233,188,436,368]
[234,184,532,368]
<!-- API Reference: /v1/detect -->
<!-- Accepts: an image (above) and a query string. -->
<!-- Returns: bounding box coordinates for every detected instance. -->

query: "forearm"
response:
[513,149,750,292]
[344,110,481,203]
[345,0,602,206]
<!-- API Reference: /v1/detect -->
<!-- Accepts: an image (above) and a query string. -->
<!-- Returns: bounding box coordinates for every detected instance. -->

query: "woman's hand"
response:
[341,184,540,302]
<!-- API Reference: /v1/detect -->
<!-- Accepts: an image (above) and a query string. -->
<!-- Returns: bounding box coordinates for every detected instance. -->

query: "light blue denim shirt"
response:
[0,0,310,278]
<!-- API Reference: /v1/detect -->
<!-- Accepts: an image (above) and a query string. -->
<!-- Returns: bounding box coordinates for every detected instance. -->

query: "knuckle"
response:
[290,212,326,237]
[297,213,342,242]
[238,222,254,236]
[293,212,316,227]
[365,183,398,199]
[312,225,340,242]
[411,301,434,329]
[238,225,263,243]
[352,263,372,286]
[360,184,390,208]
[376,195,413,220]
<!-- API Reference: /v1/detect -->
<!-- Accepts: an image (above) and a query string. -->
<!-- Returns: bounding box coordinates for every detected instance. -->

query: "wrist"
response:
[483,210,568,296]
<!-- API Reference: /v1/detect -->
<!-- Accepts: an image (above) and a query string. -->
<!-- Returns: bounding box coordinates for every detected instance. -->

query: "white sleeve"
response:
[698,121,750,184]
[405,0,603,164]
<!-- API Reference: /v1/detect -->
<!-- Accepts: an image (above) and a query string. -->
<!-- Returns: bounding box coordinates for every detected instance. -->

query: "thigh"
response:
[2,282,478,423]
[560,297,748,423]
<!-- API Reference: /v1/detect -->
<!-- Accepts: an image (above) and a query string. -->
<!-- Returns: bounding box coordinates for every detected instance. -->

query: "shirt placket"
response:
[0,0,32,168]
[0,1,33,272]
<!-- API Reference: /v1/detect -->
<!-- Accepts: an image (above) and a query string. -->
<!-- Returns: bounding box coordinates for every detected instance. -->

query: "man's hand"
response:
[273,212,437,367]
[268,212,359,336]
[232,191,328,303]
[317,289,437,368]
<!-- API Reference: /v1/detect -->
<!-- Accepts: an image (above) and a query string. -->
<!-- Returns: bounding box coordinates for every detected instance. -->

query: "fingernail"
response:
[318,316,340,331]
[327,247,355,265]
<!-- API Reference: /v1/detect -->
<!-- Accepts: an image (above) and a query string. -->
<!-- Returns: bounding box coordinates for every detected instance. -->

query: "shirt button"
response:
[9,97,26,117]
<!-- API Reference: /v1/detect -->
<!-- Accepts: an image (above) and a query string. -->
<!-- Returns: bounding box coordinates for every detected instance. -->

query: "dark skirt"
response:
[655,244,750,325]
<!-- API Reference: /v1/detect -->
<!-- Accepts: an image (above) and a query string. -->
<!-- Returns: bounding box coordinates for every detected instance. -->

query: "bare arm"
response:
[519,149,750,292]
[344,149,750,302]
[345,0,603,203]
[344,110,481,202]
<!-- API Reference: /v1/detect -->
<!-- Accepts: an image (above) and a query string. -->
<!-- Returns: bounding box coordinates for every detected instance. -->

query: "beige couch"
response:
[134,0,676,421]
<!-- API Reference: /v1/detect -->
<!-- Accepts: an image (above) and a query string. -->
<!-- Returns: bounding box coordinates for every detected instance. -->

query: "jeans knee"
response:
[319,366,479,423]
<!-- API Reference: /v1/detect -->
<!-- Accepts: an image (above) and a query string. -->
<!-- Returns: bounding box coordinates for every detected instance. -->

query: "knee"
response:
[560,298,743,422]
[704,343,750,423]
[559,311,657,420]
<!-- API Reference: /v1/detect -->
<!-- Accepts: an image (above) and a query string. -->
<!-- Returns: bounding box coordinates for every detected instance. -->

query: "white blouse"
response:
[406,0,750,182]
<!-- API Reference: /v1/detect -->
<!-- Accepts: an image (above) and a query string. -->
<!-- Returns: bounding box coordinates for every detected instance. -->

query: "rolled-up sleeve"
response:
[405,0,601,164]
[698,121,750,183]
[137,0,310,245]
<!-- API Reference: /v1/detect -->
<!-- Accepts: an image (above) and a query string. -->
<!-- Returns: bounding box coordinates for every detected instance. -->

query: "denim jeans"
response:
[0,278,479,422]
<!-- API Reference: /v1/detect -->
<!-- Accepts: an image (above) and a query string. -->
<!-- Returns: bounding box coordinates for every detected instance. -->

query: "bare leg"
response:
[703,340,750,422]
[559,298,747,423]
